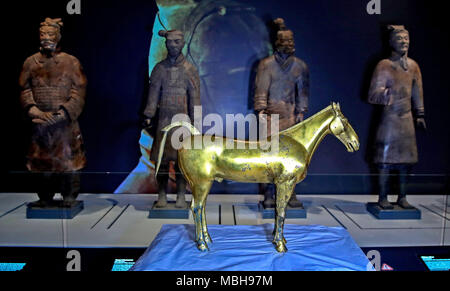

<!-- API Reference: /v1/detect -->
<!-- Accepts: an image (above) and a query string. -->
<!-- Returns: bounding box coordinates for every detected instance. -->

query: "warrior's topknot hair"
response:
[158,30,168,38]
[40,18,63,30]
[387,25,409,42]
[274,18,287,31]
[158,29,184,39]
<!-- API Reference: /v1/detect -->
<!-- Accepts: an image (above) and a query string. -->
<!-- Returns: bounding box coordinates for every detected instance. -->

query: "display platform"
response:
[0,194,448,248]
[259,202,307,219]
[26,201,84,219]
[366,203,421,220]
[148,201,190,219]
[130,224,374,271]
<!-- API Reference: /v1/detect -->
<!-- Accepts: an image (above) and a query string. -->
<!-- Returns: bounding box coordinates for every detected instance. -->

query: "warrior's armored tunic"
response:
[19,52,87,172]
[144,54,201,163]
[368,55,424,164]
[254,52,309,132]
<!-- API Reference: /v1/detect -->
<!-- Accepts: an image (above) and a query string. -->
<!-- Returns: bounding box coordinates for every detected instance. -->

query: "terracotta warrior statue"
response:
[254,18,310,208]
[143,29,201,208]
[19,18,87,207]
[368,25,426,209]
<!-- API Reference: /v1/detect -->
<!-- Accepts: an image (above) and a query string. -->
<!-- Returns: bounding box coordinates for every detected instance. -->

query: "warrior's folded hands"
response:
[30,108,68,127]
[29,106,55,124]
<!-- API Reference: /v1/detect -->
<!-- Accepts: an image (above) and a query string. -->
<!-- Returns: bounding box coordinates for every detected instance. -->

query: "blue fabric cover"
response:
[131,224,372,271]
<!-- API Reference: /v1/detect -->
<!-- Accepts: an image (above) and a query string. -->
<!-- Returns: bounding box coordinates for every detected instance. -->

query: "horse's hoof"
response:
[272,236,286,245]
[197,242,209,252]
[274,241,287,253]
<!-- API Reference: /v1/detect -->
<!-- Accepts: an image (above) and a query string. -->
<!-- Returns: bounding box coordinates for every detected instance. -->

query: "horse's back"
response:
[178,134,307,184]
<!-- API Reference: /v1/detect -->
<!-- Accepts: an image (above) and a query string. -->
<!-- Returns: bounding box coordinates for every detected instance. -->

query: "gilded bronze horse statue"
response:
[156,103,359,252]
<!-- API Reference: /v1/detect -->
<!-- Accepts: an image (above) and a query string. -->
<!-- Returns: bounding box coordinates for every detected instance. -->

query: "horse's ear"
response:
[331,102,337,111]
[337,102,341,111]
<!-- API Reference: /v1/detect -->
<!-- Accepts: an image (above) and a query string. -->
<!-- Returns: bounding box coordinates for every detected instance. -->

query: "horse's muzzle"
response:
[347,140,360,152]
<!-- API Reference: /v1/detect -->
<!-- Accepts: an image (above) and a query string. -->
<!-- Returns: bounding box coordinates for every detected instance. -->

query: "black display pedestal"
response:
[366,202,421,220]
[26,201,84,219]
[148,201,190,219]
[259,202,307,219]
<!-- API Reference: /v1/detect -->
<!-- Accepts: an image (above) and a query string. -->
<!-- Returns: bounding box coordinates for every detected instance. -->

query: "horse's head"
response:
[329,102,360,152]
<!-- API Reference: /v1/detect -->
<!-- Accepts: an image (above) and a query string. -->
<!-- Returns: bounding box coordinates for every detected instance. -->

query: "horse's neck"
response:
[281,106,334,163]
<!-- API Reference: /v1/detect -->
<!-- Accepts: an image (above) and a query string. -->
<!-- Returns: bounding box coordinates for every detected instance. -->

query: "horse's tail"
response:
[155,121,201,177]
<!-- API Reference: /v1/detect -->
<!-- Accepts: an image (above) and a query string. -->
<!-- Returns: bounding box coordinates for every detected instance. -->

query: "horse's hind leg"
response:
[190,180,213,251]
[273,180,296,253]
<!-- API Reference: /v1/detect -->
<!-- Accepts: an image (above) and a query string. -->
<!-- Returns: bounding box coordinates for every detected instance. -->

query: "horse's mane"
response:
[280,104,333,137]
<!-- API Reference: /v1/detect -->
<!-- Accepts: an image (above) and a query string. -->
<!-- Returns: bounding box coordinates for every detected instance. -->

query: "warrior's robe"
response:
[19,52,87,172]
[368,55,424,164]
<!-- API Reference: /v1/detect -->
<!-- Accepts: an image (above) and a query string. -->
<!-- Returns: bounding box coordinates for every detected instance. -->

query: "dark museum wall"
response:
[2,0,449,194]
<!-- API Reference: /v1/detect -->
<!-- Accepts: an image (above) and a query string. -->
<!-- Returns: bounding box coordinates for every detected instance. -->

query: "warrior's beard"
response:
[276,45,295,55]
[399,53,409,71]
[392,49,409,71]
[40,40,57,53]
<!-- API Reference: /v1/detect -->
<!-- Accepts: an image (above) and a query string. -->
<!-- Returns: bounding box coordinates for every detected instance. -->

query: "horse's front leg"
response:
[190,180,213,251]
[190,196,205,250]
[273,180,296,253]
[201,203,212,244]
